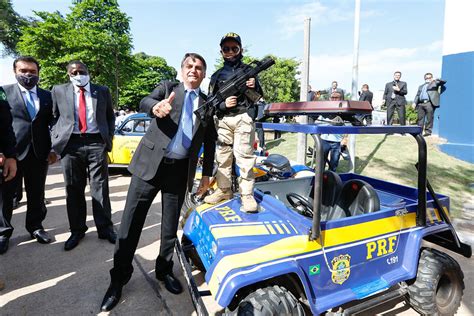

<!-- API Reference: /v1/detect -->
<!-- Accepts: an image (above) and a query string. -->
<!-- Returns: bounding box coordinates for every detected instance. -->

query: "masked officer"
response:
[203,32,263,212]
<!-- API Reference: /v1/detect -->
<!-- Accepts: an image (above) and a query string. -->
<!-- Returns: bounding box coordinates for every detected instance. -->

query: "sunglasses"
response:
[222,46,241,54]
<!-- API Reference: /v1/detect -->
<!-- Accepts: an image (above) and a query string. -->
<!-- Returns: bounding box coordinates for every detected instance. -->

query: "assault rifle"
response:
[194,56,275,120]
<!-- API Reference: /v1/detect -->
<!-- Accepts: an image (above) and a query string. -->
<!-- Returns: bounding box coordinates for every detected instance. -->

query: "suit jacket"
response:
[129,81,216,191]
[51,82,115,155]
[3,84,52,161]
[359,90,373,105]
[414,79,446,108]
[0,88,17,159]
[324,87,345,100]
[383,80,407,106]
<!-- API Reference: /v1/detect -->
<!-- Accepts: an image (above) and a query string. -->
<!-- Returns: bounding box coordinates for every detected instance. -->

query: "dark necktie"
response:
[78,87,87,133]
[182,90,195,150]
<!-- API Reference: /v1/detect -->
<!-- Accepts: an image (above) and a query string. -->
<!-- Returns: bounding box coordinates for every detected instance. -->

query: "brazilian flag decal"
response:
[309,264,320,276]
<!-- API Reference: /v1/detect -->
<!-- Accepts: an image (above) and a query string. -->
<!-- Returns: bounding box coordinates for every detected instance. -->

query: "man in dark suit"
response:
[0,87,18,255]
[1,56,56,252]
[413,73,446,137]
[321,81,345,101]
[51,60,116,251]
[383,71,408,125]
[359,84,374,125]
[101,53,216,312]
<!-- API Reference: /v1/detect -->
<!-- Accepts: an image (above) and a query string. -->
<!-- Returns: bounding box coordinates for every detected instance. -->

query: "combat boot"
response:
[241,194,258,213]
[204,188,233,204]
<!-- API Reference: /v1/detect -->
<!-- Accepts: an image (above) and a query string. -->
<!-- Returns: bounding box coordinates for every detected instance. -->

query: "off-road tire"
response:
[180,235,206,272]
[181,178,200,215]
[407,248,464,315]
[228,285,305,316]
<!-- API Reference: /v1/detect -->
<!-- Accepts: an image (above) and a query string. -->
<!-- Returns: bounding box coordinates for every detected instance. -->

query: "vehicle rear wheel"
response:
[227,285,305,316]
[407,248,464,315]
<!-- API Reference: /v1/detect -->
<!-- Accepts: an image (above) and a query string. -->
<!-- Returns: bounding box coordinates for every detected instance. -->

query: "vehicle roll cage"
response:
[256,122,427,241]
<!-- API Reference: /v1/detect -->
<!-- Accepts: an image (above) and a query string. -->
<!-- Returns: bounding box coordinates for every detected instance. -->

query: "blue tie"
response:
[25,90,36,119]
[182,90,195,150]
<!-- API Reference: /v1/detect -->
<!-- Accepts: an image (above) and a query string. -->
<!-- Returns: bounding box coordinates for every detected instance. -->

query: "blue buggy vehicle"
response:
[177,122,471,315]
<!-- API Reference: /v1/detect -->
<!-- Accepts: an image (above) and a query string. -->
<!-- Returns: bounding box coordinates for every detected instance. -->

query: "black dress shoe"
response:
[423,132,432,137]
[157,273,183,294]
[0,237,9,255]
[64,232,85,251]
[98,228,117,244]
[100,283,122,312]
[31,229,52,244]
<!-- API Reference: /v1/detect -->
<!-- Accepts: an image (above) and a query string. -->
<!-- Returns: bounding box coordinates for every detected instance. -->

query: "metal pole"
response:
[348,0,361,172]
[296,17,311,164]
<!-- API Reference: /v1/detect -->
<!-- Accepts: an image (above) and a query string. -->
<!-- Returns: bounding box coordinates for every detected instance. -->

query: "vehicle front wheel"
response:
[227,285,305,316]
[407,248,464,315]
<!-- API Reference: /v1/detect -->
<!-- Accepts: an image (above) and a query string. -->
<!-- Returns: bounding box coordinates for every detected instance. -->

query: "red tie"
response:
[78,87,87,133]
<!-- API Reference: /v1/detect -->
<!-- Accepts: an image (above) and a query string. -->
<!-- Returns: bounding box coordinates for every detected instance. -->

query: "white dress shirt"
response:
[72,83,99,133]
[17,83,40,116]
[165,87,201,159]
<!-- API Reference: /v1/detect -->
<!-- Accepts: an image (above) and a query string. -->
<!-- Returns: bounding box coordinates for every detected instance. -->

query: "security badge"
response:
[331,254,351,284]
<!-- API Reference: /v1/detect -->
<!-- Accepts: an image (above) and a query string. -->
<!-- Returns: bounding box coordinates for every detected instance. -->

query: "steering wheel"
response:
[286,193,314,218]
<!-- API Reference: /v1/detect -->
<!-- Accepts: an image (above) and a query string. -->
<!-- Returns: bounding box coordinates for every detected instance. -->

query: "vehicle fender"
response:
[402,223,453,280]
[215,259,315,311]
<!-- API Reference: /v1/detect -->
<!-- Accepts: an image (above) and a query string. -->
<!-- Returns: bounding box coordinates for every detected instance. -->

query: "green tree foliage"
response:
[0,0,28,56]
[214,54,300,103]
[119,52,177,109]
[17,0,134,106]
[406,102,418,124]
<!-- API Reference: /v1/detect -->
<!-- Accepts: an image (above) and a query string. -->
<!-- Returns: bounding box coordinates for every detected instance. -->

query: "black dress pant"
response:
[110,158,189,285]
[0,177,15,238]
[417,101,435,134]
[387,100,406,125]
[60,135,113,234]
[0,149,48,237]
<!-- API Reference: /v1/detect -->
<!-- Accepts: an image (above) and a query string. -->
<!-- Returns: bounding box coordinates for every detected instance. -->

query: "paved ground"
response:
[0,163,473,315]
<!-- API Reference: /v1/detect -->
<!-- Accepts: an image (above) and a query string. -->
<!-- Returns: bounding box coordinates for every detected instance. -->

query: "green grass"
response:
[265,132,474,217]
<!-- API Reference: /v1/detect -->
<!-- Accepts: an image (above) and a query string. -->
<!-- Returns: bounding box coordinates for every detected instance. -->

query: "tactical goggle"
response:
[222,46,241,54]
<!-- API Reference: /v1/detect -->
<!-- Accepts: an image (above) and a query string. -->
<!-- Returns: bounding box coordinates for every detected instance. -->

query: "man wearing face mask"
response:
[51,60,116,251]
[203,32,263,213]
[1,56,56,253]
[413,73,446,137]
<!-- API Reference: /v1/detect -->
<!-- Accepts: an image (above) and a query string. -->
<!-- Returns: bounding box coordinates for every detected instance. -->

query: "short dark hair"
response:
[181,53,207,71]
[66,60,88,72]
[362,84,369,89]
[394,71,402,76]
[332,81,338,85]
[424,72,433,79]
[13,56,40,71]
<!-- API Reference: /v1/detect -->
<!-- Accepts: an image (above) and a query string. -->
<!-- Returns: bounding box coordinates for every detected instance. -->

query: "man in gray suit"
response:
[413,73,446,136]
[51,60,116,251]
[383,71,408,125]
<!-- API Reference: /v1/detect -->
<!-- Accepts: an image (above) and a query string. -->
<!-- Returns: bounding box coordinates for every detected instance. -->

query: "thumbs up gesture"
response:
[152,91,175,118]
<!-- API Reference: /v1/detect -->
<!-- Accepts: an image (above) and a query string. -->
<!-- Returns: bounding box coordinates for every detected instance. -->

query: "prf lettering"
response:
[366,236,397,260]
[216,206,242,222]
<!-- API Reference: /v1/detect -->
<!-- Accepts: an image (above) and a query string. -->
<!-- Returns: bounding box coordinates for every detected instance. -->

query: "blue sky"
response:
[0,0,446,101]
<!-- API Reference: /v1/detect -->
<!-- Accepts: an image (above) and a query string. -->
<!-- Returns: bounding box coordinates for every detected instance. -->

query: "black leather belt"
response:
[71,133,102,139]
[162,157,187,165]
